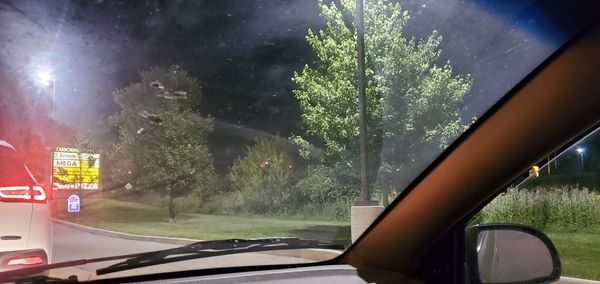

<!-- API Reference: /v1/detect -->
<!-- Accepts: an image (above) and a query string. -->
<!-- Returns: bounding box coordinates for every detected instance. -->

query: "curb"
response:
[263,249,343,261]
[52,218,343,262]
[52,218,198,245]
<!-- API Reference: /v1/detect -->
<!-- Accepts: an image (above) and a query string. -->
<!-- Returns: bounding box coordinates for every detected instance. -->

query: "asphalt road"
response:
[39,223,600,283]
[50,222,313,281]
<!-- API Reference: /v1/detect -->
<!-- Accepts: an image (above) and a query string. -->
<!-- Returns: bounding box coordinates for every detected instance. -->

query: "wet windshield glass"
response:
[0,0,592,280]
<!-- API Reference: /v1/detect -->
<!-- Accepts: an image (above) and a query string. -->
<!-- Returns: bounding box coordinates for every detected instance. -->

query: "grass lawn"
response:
[52,198,350,245]
[546,231,600,280]
[52,198,599,280]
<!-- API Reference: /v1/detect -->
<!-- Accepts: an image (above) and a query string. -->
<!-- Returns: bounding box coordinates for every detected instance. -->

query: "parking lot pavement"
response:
[51,222,312,280]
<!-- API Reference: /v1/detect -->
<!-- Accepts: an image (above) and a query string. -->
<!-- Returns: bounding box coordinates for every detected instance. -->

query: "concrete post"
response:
[351,205,384,243]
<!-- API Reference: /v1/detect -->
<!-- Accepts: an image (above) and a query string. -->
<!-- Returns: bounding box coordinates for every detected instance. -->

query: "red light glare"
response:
[6,256,45,266]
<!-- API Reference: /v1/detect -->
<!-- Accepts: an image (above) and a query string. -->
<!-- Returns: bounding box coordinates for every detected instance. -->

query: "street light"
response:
[576,147,584,168]
[36,68,56,119]
[37,69,53,87]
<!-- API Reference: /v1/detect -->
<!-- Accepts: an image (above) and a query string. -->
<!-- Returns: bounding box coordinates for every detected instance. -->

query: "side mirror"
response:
[466,224,561,284]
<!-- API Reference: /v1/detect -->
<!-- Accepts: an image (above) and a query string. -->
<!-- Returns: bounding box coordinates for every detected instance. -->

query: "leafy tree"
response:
[228,139,296,214]
[109,66,215,223]
[292,0,472,192]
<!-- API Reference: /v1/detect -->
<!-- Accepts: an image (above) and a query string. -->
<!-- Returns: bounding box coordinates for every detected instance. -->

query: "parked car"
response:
[0,140,52,273]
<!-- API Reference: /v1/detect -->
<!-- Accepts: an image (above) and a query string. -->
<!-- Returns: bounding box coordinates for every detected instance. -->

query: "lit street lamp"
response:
[576,147,584,168]
[36,68,56,119]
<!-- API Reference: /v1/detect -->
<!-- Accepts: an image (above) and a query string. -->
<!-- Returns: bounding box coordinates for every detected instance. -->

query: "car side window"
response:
[470,128,600,281]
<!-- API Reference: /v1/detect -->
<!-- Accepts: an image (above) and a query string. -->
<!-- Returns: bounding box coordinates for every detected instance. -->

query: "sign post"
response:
[67,194,80,212]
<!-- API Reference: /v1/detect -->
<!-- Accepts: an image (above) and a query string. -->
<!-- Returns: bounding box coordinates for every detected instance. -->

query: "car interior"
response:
[0,1,600,283]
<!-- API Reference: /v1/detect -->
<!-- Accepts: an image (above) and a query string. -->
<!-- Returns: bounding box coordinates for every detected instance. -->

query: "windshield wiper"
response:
[0,238,342,281]
[96,237,343,275]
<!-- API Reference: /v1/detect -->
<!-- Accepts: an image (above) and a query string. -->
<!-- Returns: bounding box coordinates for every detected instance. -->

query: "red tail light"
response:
[5,256,45,266]
[0,185,47,203]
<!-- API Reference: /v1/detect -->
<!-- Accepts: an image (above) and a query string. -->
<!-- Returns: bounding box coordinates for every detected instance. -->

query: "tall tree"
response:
[109,66,215,223]
[292,0,472,190]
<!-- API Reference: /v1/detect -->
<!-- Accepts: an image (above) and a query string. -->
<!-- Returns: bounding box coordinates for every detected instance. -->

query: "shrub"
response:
[272,197,354,222]
[522,174,600,190]
[278,164,361,222]
[293,165,360,204]
[480,186,600,232]
[227,139,297,214]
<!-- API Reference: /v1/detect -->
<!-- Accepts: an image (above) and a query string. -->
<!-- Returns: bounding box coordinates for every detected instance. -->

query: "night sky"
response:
[0,0,595,173]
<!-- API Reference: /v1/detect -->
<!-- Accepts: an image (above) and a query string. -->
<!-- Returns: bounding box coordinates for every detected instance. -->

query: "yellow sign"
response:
[52,148,100,191]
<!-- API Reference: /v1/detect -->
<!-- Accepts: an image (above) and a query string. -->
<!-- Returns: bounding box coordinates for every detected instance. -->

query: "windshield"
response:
[0,0,591,280]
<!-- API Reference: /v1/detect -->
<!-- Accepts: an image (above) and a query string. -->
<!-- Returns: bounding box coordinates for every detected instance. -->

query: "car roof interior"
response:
[339,23,600,283]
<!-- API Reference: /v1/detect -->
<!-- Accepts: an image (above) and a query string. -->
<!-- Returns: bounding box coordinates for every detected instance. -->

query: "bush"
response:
[293,165,360,204]
[101,174,228,215]
[480,186,600,232]
[269,197,354,222]
[275,164,360,222]
[522,174,600,190]
[301,197,354,222]
[227,139,297,214]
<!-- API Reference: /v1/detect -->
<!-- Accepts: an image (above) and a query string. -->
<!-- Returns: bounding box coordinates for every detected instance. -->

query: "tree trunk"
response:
[168,189,176,223]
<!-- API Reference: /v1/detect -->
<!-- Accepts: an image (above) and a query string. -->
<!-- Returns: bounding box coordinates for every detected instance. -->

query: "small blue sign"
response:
[67,195,80,213]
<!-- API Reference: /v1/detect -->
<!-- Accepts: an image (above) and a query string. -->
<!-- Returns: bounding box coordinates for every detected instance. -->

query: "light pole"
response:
[350,0,383,244]
[576,147,584,168]
[36,68,56,195]
[355,0,374,206]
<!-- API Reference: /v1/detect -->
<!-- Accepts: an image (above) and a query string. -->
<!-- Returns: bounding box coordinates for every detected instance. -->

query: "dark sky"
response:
[0,0,595,172]
[1,0,324,135]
